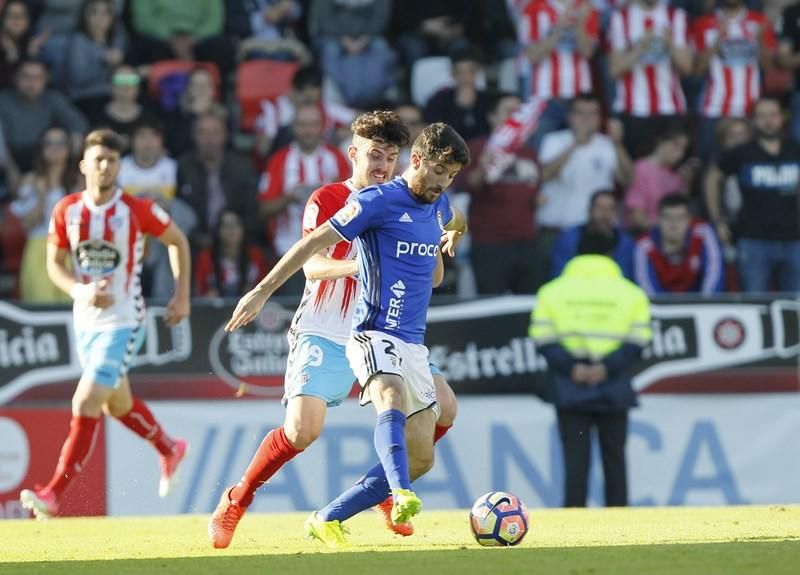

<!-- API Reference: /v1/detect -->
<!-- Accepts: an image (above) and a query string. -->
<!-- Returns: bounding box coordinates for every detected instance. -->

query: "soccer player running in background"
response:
[208,111,459,549]
[225,122,470,547]
[19,129,192,519]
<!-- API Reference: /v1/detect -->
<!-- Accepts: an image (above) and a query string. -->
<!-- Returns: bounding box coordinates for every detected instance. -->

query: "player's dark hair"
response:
[351,110,410,149]
[83,128,124,155]
[410,123,470,167]
[577,229,617,257]
[658,193,690,213]
[589,189,617,209]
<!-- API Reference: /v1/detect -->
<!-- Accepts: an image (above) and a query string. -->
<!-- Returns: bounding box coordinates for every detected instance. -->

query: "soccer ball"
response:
[469,491,529,547]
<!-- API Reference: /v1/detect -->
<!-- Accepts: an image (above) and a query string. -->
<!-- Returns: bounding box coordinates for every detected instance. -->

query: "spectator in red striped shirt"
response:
[258,102,349,294]
[693,0,776,163]
[608,0,692,159]
[519,0,600,149]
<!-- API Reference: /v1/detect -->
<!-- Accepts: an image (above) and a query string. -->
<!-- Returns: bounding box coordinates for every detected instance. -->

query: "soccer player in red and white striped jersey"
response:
[609,0,692,157]
[693,0,776,160]
[19,130,192,519]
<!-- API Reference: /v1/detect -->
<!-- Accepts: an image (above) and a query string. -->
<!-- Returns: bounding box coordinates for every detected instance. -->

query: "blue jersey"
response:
[329,177,453,344]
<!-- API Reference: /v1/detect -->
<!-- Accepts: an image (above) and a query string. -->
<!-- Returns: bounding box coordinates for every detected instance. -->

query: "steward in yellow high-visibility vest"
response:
[530,252,652,410]
[528,230,652,507]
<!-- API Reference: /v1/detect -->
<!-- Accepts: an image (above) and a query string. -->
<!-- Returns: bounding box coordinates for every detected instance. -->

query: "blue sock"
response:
[374,408,411,491]
[318,462,390,522]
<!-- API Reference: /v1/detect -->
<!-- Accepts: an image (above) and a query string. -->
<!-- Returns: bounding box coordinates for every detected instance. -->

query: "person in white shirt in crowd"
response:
[118,118,197,299]
[533,94,631,283]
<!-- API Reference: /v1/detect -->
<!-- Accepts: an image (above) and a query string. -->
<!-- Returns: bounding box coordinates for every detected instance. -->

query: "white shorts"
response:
[346,330,439,418]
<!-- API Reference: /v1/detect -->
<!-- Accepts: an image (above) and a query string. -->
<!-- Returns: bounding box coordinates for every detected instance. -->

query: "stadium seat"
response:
[146,60,221,103]
[411,57,454,108]
[410,56,488,108]
[498,58,519,94]
[236,60,300,132]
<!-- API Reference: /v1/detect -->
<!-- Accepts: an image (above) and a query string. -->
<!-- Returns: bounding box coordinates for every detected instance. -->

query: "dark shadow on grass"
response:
[1,541,799,575]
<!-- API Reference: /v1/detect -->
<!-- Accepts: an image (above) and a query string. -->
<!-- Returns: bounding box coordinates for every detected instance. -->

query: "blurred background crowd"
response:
[0,0,798,302]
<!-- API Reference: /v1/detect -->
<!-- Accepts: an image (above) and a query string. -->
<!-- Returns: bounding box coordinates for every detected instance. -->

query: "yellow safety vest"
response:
[529,255,652,360]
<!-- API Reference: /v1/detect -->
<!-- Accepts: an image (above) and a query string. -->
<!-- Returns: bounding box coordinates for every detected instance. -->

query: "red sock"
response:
[116,397,175,456]
[434,423,452,443]
[230,427,303,507]
[44,415,100,499]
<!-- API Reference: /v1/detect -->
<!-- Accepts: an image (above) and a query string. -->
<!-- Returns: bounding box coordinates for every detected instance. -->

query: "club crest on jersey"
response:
[74,239,121,278]
[108,215,125,232]
[333,201,362,227]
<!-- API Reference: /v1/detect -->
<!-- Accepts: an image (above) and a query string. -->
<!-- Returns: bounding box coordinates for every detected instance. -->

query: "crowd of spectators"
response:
[0,0,798,303]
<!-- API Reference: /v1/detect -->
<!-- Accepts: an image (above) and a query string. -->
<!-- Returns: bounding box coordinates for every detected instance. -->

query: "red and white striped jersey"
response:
[519,0,600,99]
[259,142,350,256]
[609,3,688,116]
[48,189,172,331]
[693,10,776,118]
[289,180,359,345]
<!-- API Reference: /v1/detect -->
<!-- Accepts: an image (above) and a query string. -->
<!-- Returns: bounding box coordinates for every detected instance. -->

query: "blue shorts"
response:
[76,327,145,388]
[284,334,356,407]
[429,362,442,377]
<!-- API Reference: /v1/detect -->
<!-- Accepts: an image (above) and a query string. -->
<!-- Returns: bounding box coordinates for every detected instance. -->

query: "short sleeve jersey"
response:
[48,189,171,330]
[718,140,800,241]
[288,180,360,345]
[328,177,453,345]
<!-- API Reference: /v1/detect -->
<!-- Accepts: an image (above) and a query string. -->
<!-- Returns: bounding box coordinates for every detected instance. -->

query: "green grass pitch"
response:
[1,506,799,575]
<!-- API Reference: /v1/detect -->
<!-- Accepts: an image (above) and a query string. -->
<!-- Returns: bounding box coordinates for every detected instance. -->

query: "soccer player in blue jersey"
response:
[226,122,469,546]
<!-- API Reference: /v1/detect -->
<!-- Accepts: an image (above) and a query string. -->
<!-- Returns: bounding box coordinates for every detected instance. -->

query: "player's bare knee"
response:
[368,376,405,412]
[434,377,458,427]
[72,393,104,417]
[283,420,321,450]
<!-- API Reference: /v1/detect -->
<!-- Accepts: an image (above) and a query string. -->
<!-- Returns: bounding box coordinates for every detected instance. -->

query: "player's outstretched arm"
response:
[303,253,359,281]
[156,222,192,326]
[225,222,342,332]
